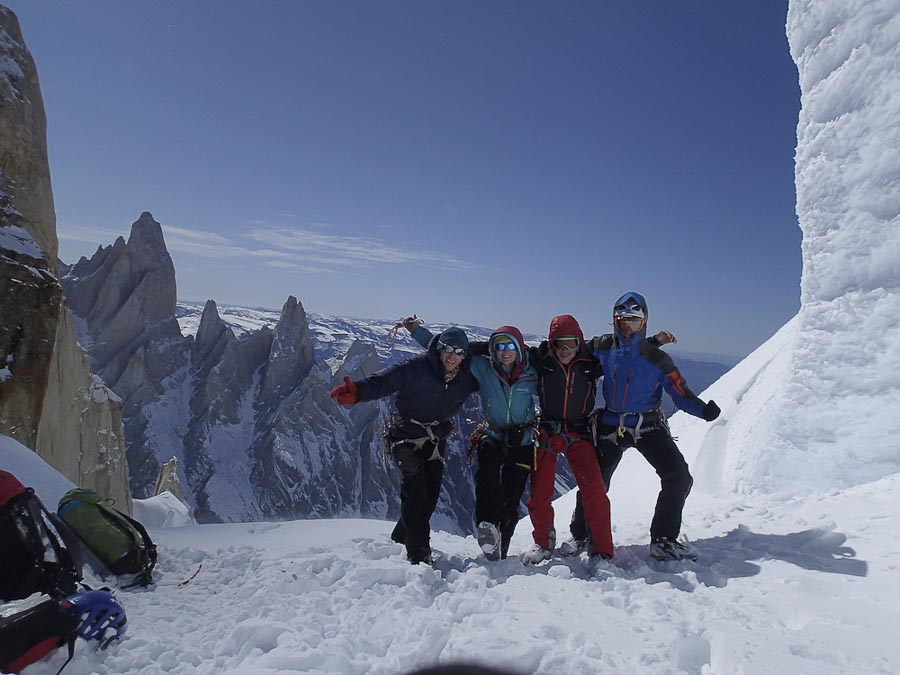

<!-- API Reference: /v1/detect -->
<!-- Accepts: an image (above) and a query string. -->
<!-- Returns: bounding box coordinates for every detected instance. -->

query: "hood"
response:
[489,325,526,366]
[612,291,649,342]
[548,314,585,343]
[435,326,469,351]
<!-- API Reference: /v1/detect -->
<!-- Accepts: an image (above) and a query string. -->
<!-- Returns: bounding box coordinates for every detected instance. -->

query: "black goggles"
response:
[614,301,644,318]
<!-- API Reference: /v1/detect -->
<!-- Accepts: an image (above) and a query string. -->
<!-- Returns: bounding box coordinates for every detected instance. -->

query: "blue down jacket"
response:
[587,328,706,422]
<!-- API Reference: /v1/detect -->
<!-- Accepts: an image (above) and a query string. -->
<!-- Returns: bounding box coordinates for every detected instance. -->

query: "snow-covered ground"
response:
[4,327,899,675]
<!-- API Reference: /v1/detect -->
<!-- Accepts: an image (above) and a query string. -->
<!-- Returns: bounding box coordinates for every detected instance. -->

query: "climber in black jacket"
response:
[330,327,478,564]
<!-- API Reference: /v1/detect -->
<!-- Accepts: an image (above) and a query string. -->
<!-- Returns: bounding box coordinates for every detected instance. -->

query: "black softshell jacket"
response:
[354,338,479,441]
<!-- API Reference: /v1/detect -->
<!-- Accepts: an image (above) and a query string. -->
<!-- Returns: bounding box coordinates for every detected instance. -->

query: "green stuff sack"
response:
[57,489,157,588]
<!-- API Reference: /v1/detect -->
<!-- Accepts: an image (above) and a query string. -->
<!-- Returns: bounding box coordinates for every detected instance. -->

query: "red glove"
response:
[329,376,358,406]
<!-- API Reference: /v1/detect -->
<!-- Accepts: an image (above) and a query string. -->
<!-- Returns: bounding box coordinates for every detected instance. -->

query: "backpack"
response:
[57,488,157,588]
[0,471,82,602]
[0,588,127,674]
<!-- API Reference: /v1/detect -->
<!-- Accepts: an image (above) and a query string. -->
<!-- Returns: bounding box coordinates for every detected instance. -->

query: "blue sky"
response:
[5,1,800,358]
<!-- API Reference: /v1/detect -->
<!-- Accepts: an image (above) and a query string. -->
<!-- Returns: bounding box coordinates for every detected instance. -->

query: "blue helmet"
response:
[613,291,648,337]
[60,589,127,647]
[613,291,648,320]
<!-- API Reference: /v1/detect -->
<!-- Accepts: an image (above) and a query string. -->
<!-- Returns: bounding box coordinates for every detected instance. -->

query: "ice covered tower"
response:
[783,0,900,487]
[690,0,900,495]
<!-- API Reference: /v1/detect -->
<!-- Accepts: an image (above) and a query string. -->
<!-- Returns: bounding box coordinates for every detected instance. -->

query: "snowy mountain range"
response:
[58,217,479,532]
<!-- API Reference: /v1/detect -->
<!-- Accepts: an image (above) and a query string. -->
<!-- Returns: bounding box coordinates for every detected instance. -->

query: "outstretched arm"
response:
[410,325,435,350]
[657,354,718,421]
[330,359,415,406]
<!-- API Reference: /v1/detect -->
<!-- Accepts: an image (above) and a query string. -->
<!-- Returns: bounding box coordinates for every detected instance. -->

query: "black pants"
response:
[389,440,445,563]
[570,426,692,542]
[475,438,532,556]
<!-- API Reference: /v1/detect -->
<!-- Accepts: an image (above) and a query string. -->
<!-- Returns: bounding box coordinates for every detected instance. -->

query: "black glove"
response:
[702,400,721,422]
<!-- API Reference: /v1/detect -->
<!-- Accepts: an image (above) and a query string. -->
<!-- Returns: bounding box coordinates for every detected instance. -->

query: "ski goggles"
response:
[437,341,467,356]
[493,342,517,352]
[614,301,645,319]
[552,338,580,352]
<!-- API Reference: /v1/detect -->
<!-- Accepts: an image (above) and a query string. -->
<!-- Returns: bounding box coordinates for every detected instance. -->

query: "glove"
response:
[329,376,358,406]
[402,314,420,332]
[702,400,721,421]
[654,330,677,345]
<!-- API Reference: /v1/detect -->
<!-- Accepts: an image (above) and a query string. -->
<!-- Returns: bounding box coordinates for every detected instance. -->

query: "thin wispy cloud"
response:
[162,226,248,258]
[248,226,473,271]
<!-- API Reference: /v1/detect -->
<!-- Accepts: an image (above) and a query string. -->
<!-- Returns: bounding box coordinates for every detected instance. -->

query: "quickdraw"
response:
[466,422,488,465]
[386,315,423,343]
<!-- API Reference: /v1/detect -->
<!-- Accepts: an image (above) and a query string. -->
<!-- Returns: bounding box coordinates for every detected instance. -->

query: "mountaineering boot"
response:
[477,522,501,561]
[406,545,434,566]
[588,553,615,579]
[558,537,586,556]
[521,544,552,565]
[649,537,697,562]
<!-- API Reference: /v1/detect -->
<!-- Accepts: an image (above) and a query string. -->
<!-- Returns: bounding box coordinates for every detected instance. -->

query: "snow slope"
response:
[3,426,899,675]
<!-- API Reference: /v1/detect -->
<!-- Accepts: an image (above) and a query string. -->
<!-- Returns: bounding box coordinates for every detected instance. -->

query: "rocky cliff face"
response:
[34,305,132,511]
[0,6,60,450]
[0,5,131,510]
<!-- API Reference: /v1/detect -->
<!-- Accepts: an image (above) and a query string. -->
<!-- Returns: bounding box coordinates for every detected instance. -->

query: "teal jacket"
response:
[412,325,539,445]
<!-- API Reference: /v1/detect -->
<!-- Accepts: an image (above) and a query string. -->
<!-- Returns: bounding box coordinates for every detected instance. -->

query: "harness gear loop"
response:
[538,422,585,456]
[617,412,644,440]
[593,408,667,446]
[383,413,446,464]
[467,420,539,470]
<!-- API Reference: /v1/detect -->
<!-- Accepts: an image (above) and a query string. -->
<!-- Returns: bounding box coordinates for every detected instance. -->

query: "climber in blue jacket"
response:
[564,291,721,562]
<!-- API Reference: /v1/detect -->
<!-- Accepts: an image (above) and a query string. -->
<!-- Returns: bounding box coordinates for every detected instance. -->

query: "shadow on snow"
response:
[431,523,867,592]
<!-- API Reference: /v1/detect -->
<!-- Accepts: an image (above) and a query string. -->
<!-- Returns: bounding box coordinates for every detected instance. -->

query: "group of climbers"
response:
[329,291,721,575]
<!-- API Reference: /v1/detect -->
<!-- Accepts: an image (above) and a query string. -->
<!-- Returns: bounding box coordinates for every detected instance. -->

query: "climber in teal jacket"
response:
[408,321,538,560]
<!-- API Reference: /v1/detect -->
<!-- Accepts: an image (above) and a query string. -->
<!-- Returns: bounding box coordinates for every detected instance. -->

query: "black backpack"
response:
[0,471,82,602]
[0,598,80,673]
[0,588,127,674]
